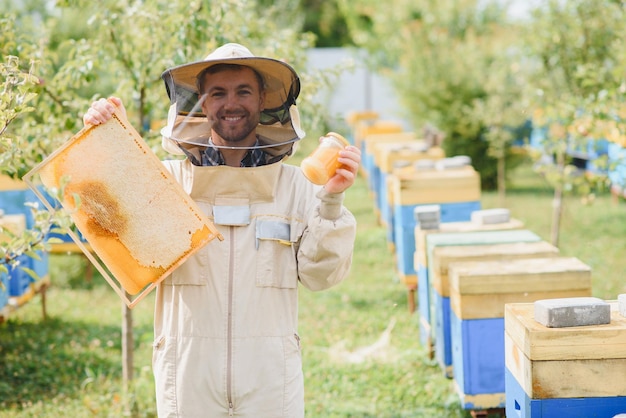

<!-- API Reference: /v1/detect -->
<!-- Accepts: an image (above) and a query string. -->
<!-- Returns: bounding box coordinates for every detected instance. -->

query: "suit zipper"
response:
[227,226,235,416]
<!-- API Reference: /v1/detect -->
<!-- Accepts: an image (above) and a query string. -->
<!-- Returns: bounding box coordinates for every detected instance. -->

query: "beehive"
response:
[425,229,542,377]
[449,257,592,411]
[375,142,445,247]
[354,120,404,151]
[431,241,560,299]
[361,132,416,195]
[505,301,626,417]
[391,166,482,283]
[23,109,223,307]
[413,218,525,351]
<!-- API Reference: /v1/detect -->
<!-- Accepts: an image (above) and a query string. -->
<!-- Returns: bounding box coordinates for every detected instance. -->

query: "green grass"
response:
[1,160,625,417]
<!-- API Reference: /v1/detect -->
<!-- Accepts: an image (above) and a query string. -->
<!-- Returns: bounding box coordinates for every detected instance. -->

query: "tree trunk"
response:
[497,154,506,207]
[122,299,134,385]
[550,153,565,247]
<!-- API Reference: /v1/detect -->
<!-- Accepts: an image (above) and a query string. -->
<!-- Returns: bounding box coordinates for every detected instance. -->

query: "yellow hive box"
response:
[23,109,223,308]
[431,241,560,298]
[373,141,446,174]
[391,167,481,206]
[345,110,379,128]
[505,301,626,399]
[363,132,417,153]
[354,121,405,149]
[449,257,592,320]
[360,132,416,178]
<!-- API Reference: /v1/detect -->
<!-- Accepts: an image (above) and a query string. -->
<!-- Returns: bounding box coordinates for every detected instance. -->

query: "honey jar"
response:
[300,132,349,185]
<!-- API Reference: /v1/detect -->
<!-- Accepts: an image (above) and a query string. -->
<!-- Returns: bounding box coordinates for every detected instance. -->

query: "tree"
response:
[338,0,529,191]
[522,0,626,245]
[0,14,84,285]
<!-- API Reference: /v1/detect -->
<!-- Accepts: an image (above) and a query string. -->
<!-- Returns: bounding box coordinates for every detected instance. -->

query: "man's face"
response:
[199,67,265,146]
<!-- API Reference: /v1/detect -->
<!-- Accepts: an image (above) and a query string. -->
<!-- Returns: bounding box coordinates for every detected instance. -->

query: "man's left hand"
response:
[324,145,361,194]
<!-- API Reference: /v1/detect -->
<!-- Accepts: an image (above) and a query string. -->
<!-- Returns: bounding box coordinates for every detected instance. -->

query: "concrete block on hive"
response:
[534,297,611,328]
[471,208,510,225]
[414,159,436,171]
[435,155,472,170]
[414,204,441,230]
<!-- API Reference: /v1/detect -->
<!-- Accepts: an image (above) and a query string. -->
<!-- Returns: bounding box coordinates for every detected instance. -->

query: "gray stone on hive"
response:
[435,156,471,170]
[417,220,440,230]
[414,159,436,170]
[619,294,626,318]
[471,208,510,225]
[534,297,610,328]
[414,205,441,222]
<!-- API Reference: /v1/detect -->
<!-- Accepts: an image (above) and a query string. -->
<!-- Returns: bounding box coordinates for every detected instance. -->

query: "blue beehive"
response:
[425,229,543,377]
[505,301,626,418]
[414,218,526,351]
[390,165,482,287]
[0,177,50,289]
[448,257,591,411]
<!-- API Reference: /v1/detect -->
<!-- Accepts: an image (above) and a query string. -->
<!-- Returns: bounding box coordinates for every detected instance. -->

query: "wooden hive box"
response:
[413,219,525,352]
[354,120,404,151]
[425,229,543,378]
[390,167,482,285]
[374,141,444,174]
[378,144,446,249]
[368,136,421,222]
[361,132,417,196]
[432,241,560,298]
[448,257,592,411]
[391,166,481,207]
[505,301,626,418]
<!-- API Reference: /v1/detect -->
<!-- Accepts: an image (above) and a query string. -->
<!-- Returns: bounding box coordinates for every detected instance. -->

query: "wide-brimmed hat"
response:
[160,43,305,157]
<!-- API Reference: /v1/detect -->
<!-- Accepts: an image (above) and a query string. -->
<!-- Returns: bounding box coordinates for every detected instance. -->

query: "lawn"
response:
[1,159,625,417]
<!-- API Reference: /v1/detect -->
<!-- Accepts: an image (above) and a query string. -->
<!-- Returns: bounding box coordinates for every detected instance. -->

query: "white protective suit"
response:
[152,158,357,417]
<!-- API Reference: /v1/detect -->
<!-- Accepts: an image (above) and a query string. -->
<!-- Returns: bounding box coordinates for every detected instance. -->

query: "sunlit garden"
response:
[2,1,626,417]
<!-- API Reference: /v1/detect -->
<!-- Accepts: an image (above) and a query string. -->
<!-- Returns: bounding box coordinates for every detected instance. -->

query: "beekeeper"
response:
[83,43,360,417]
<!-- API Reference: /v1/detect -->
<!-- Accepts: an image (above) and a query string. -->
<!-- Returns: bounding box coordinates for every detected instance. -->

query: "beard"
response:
[211,111,260,145]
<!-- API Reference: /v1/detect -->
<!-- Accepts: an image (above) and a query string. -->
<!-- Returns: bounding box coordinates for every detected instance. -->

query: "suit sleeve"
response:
[297,188,357,291]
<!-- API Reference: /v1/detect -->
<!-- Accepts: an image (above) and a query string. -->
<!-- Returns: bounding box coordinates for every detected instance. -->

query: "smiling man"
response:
[83,43,361,418]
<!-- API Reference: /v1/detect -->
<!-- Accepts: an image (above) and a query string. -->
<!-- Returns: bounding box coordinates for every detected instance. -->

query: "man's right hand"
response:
[83,97,127,126]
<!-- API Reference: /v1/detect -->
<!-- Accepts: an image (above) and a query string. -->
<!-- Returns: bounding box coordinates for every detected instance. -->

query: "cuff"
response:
[316,188,345,220]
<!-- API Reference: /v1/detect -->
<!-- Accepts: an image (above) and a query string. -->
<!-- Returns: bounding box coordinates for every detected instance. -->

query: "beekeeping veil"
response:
[160,43,305,159]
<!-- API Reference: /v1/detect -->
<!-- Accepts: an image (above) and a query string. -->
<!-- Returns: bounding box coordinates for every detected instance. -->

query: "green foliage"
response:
[522,0,626,194]
[0,32,70,278]
[300,0,354,47]
[338,0,529,189]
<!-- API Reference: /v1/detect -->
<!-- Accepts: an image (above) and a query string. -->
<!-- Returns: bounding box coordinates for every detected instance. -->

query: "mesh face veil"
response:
[160,43,305,158]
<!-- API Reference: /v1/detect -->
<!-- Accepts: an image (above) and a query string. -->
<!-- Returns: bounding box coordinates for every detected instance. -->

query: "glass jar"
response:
[300,132,350,185]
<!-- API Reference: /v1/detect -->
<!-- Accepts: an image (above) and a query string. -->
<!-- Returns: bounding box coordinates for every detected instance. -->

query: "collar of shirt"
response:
[183,138,269,167]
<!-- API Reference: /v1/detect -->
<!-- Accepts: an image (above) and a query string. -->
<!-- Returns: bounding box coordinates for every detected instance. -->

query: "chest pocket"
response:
[255,219,299,289]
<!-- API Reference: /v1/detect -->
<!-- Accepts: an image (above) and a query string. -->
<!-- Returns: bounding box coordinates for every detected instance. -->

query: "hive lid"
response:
[23,109,223,308]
